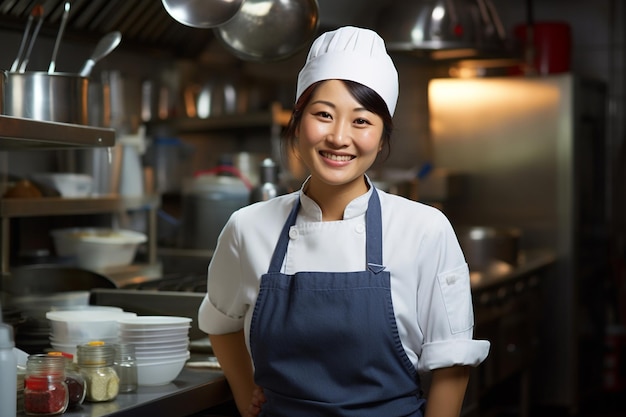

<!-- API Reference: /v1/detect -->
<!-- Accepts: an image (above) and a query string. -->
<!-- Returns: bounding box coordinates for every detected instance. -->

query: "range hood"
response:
[376,0,509,60]
[0,0,213,58]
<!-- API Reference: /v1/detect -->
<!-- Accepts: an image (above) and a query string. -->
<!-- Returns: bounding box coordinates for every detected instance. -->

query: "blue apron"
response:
[250,189,425,417]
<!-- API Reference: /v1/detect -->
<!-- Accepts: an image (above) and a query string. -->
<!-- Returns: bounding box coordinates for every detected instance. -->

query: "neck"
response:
[304,176,369,221]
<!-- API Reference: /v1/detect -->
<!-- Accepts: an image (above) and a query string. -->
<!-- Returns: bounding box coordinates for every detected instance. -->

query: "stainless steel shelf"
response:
[0,115,115,149]
[0,195,160,218]
[147,103,291,133]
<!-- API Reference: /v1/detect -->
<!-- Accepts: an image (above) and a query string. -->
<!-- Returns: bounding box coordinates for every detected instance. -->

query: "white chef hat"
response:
[296,26,399,116]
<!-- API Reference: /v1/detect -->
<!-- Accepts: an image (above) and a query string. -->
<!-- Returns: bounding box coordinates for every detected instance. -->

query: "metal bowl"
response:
[213,0,320,61]
[161,0,245,28]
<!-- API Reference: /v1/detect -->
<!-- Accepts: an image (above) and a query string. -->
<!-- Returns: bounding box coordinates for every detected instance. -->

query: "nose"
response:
[326,119,351,147]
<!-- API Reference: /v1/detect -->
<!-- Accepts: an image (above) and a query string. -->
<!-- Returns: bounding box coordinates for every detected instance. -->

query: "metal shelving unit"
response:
[0,115,115,149]
[0,116,160,282]
[147,102,292,134]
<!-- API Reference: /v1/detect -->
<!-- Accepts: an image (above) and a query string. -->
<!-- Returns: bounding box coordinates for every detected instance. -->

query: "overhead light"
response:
[377,0,509,60]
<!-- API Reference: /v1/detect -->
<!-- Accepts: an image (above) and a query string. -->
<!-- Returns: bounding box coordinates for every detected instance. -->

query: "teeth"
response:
[321,152,352,161]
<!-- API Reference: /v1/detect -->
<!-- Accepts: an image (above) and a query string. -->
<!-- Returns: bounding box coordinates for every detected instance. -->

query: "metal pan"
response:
[2,71,89,125]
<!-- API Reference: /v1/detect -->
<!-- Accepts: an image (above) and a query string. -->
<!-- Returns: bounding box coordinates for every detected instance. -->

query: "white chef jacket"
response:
[198,179,490,373]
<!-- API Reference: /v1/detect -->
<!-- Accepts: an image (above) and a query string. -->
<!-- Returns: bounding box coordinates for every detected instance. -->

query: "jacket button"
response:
[355,224,365,234]
[289,227,299,239]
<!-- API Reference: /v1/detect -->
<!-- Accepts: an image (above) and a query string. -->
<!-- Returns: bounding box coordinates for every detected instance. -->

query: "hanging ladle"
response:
[78,31,122,77]
[48,1,71,74]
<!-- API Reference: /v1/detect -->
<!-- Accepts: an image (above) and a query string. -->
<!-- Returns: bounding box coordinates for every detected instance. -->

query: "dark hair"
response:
[283,80,394,160]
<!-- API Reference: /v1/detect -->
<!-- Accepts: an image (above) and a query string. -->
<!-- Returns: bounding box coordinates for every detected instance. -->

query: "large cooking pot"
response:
[1,71,89,125]
[457,226,521,272]
[179,166,251,251]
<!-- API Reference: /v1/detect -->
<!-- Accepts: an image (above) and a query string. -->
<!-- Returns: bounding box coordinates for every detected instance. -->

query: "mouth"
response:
[320,151,354,162]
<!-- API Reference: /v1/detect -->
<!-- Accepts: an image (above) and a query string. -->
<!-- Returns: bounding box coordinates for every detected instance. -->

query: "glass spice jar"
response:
[24,354,69,416]
[48,352,86,408]
[77,341,120,402]
[113,343,137,393]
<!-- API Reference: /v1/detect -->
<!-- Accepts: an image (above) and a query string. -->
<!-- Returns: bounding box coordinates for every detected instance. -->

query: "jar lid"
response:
[77,341,115,366]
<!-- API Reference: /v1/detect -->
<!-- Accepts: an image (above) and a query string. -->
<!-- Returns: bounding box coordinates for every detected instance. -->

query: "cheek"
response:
[298,120,326,146]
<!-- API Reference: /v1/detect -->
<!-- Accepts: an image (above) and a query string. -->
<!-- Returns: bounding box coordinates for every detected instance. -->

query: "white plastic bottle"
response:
[0,323,17,417]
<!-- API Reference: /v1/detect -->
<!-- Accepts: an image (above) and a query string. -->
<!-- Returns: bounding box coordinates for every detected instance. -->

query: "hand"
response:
[244,385,266,417]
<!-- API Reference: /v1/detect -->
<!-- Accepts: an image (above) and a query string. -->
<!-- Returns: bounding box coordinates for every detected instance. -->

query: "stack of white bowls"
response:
[46,307,137,355]
[117,316,191,386]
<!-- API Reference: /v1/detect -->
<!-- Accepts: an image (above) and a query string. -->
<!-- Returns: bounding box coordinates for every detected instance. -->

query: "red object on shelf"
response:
[514,21,572,75]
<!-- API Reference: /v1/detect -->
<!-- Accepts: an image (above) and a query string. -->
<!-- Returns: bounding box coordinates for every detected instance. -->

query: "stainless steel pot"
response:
[179,167,251,250]
[457,226,521,271]
[2,71,89,124]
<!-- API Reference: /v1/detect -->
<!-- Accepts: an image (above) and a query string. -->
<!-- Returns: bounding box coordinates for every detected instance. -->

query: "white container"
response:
[136,353,189,386]
[51,228,147,269]
[0,324,17,417]
[47,309,136,342]
[31,173,93,197]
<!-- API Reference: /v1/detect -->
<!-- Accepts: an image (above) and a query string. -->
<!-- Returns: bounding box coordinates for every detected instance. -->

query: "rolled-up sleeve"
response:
[198,211,247,335]
[414,213,490,372]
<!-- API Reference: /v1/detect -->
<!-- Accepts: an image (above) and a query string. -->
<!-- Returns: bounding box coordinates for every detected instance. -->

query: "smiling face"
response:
[295,80,385,198]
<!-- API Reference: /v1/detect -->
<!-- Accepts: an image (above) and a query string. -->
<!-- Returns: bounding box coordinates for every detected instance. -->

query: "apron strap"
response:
[366,188,385,273]
[267,188,385,274]
[267,197,301,273]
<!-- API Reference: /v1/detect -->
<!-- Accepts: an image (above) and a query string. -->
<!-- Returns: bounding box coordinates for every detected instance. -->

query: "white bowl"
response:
[135,350,190,361]
[31,173,93,197]
[120,334,189,344]
[47,310,136,341]
[136,355,189,386]
[117,316,192,328]
[135,349,190,359]
[119,324,191,333]
[121,337,190,346]
[51,228,147,269]
[134,341,189,352]
[119,328,189,339]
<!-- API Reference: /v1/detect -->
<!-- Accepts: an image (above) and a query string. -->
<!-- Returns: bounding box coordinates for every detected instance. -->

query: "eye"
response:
[354,118,371,126]
[315,111,332,119]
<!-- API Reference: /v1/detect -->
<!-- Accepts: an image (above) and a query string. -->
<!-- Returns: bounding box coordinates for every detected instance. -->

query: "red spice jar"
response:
[48,352,86,409]
[24,354,69,416]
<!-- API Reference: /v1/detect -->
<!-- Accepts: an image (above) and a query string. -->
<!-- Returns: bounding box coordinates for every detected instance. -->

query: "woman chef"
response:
[198,26,490,417]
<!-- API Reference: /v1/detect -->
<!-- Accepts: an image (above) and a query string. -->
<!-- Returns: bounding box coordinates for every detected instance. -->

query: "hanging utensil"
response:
[213,0,320,61]
[79,31,122,77]
[161,0,244,28]
[18,4,46,73]
[48,1,71,74]
[10,4,44,72]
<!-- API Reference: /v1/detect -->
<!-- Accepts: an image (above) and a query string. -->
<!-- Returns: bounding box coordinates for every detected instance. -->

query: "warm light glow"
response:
[429,78,563,164]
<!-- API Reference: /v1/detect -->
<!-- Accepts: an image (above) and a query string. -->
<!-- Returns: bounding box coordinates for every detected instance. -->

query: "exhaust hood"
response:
[376,0,508,60]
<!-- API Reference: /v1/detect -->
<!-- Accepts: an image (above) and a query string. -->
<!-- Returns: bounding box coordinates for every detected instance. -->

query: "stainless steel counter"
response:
[18,367,231,417]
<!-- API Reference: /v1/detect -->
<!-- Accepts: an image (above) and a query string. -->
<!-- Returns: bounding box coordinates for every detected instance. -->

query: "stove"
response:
[121,273,208,293]
[90,273,209,341]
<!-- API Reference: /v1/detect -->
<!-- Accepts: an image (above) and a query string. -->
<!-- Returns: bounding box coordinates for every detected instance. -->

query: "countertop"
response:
[18,366,231,417]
